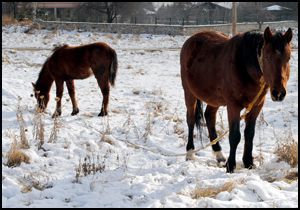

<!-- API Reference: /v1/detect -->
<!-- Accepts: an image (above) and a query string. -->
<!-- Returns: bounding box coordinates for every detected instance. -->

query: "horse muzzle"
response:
[271,89,286,102]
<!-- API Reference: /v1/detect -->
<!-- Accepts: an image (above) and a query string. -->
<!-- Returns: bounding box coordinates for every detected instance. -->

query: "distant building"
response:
[263,4,294,21]
[15,2,82,20]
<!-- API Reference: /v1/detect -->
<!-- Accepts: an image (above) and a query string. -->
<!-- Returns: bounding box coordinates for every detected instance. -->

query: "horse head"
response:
[261,27,293,101]
[31,82,49,112]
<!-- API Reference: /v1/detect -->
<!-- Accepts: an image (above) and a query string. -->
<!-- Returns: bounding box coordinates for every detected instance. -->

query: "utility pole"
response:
[33,2,37,22]
[232,2,237,35]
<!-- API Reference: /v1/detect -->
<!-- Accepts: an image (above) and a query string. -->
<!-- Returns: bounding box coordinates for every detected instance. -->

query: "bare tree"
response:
[3,2,18,19]
[81,2,119,23]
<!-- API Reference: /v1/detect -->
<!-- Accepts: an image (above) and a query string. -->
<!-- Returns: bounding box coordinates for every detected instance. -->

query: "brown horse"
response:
[31,42,118,117]
[180,27,292,173]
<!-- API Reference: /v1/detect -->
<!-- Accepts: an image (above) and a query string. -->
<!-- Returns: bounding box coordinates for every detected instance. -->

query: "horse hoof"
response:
[98,111,107,117]
[243,157,255,169]
[226,160,236,173]
[244,162,256,169]
[71,108,79,116]
[52,113,60,118]
[214,151,226,163]
[186,150,196,161]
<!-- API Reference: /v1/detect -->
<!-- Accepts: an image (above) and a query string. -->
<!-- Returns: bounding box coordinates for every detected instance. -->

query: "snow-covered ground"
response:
[2,25,298,208]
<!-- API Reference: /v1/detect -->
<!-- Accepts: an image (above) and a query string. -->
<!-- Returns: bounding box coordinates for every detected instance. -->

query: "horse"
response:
[180,27,293,173]
[31,42,118,118]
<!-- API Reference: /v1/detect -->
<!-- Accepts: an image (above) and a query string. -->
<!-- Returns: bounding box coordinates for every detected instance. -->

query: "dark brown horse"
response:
[180,27,292,173]
[31,42,118,117]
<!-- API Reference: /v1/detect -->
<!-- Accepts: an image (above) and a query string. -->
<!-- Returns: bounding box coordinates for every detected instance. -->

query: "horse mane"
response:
[234,31,264,72]
[35,44,68,88]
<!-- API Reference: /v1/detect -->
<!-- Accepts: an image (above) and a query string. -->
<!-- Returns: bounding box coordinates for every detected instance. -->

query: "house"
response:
[195,2,231,24]
[36,2,81,20]
[17,2,82,21]
[263,4,294,21]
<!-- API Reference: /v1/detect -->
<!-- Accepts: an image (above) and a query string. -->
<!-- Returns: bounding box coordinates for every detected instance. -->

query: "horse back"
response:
[181,31,229,67]
[47,42,115,80]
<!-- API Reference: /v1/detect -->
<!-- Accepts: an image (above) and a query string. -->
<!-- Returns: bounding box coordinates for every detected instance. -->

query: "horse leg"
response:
[66,80,79,116]
[96,77,110,117]
[226,104,242,173]
[184,91,197,160]
[53,79,64,118]
[243,100,265,169]
[204,105,226,164]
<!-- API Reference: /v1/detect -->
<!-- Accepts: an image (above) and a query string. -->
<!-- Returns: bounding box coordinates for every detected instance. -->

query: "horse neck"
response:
[35,64,54,94]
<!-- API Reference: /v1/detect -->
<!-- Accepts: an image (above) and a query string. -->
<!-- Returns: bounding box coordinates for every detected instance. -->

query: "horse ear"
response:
[32,82,36,89]
[284,28,293,43]
[264,27,272,43]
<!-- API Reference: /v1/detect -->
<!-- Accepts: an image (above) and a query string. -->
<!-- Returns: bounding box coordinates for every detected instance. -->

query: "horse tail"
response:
[195,99,204,129]
[109,48,118,87]
[195,99,205,143]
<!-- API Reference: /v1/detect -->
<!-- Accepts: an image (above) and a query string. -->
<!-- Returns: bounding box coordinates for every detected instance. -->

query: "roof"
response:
[263,5,292,11]
[212,2,233,9]
[36,2,82,9]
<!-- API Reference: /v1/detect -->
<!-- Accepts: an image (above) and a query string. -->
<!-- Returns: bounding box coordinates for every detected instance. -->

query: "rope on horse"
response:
[240,77,266,120]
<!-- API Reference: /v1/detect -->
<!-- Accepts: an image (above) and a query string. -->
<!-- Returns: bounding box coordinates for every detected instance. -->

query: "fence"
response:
[35,19,298,36]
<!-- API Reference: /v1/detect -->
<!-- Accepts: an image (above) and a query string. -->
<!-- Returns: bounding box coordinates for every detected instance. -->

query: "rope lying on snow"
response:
[110,130,229,157]
[87,76,264,158]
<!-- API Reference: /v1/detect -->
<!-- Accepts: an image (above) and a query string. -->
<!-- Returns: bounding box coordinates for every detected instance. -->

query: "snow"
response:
[212,2,233,9]
[264,5,292,11]
[2,24,298,208]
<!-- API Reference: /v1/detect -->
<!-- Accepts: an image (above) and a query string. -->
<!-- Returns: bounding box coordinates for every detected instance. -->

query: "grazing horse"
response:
[31,42,118,117]
[180,27,292,173]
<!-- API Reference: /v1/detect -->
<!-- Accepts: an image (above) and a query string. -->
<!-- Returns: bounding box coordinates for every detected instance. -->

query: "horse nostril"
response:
[271,89,279,99]
[278,89,286,101]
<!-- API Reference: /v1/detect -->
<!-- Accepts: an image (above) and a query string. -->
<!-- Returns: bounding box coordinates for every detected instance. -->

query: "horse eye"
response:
[30,94,34,97]
[275,50,281,55]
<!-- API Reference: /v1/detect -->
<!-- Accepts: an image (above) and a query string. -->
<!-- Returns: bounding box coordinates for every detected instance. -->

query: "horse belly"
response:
[186,71,226,107]
[74,67,93,79]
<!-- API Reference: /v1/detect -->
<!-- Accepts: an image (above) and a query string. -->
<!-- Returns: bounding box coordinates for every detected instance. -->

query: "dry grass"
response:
[48,113,61,143]
[2,53,10,64]
[6,136,30,167]
[5,97,32,167]
[7,150,30,167]
[16,97,29,149]
[74,155,105,183]
[275,138,298,167]
[142,112,152,140]
[104,34,114,40]
[191,179,245,199]
[274,123,298,168]
[116,33,122,39]
[20,172,53,193]
[284,171,298,182]
[99,115,112,142]
[256,111,268,166]
[2,15,17,25]
[121,113,142,140]
[32,105,45,149]
[24,23,40,34]
[126,64,133,69]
